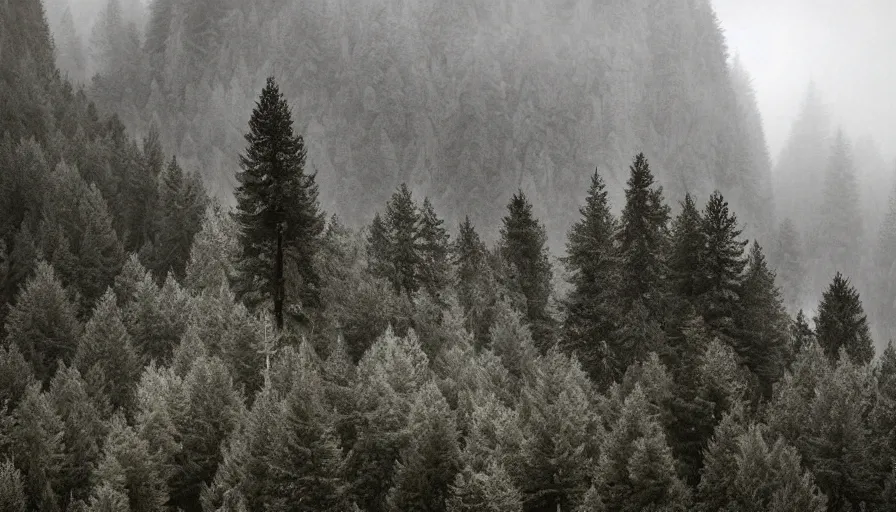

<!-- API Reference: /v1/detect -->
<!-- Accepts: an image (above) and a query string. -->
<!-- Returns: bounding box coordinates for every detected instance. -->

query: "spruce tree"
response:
[669,193,704,303]
[386,381,461,512]
[588,385,691,512]
[0,460,26,512]
[696,191,748,342]
[875,178,896,342]
[184,203,239,293]
[416,197,451,298]
[94,415,169,512]
[385,183,422,297]
[814,273,874,364]
[47,365,106,507]
[499,191,554,347]
[562,170,618,385]
[233,76,325,330]
[3,261,80,383]
[738,242,790,397]
[612,153,670,377]
[770,218,805,314]
[447,463,522,512]
[85,483,131,512]
[0,344,36,410]
[366,212,393,283]
[452,216,494,342]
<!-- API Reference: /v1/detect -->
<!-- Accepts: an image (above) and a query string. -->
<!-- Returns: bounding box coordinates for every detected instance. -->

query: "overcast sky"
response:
[712,0,896,164]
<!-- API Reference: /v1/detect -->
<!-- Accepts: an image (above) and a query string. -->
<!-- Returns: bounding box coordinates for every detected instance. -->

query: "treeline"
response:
[2,71,895,512]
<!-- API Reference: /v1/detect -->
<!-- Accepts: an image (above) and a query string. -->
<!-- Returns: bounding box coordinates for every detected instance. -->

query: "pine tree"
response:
[416,197,451,298]
[489,300,538,384]
[562,170,618,385]
[233,77,325,330]
[499,191,554,347]
[696,191,748,342]
[738,242,790,397]
[3,261,81,383]
[184,202,239,293]
[73,290,141,411]
[814,273,874,364]
[113,255,150,308]
[668,193,704,302]
[514,348,597,511]
[790,310,816,360]
[875,178,896,343]
[94,415,168,512]
[0,344,35,410]
[588,385,691,512]
[145,156,207,280]
[47,365,106,508]
[0,460,26,512]
[696,404,750,511]
[169,356,242,511]
[447,463,523,512]
[769,218,806,314]
[815,130,863,289]
[385,183,422,297]
[386,381,461,512]
[452,216,494,343]
[612,153,670,377]
[86,483,131,512]
[367,212,393,282]
[5,384,65,512]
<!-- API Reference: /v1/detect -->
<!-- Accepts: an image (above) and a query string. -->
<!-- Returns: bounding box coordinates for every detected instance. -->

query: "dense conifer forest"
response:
[2,0,896,511]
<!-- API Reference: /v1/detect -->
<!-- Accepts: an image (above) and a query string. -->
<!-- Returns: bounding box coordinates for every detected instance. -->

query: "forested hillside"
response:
[3,1,896,512]
[48,0,774,244]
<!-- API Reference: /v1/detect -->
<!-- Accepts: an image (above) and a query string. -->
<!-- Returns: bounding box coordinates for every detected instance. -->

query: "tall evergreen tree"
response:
[738,242,790,397]
[499,191,554,347]
[184,203,239,293]
[452,216,494,343]
[814,130,863,292]
[0,460,26,512]
[232,77,325,330]
[814,273,874,364]
[3,261,81,383]
[696,191,748,343]
[384,184,422,297]
[612,153,670,377]
[562,170,618,385]
[769,218,806,314]
[416,197,451,298]
[366,212,393,283]
[669,193,704,303]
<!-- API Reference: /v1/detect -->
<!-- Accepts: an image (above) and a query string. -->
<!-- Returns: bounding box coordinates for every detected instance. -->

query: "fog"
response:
[714,0,896,163]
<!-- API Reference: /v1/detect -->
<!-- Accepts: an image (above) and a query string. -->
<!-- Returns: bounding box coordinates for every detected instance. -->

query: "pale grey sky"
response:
[713,0,896,164]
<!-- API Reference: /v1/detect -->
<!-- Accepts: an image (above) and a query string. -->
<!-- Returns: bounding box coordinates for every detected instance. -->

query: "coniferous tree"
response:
[85,483,130,512]
[447,463,523,512]
[669,193,704,304]
[814,273,874,364]
[0,460,26,512]
[384,183,422,297]
[416,197,451,298]
[386,381,461,512]
[738,242,790,397]
[184,203,239,293]
[612,153,670,377]
[0,344,36,410]
[73,290,141,411]
[47,365,106,508]
[499,191,554,347]
[232,76,325,330]
[367,212,393,283]
[770,218,806,314]
[696,191,748,343]
[815,130,863,290]
[562,170,618,385]
[586,385,691,512]
[874,179,896,343]
[93,414,169,512]
[452,216,495,343]
[3,261,80,383]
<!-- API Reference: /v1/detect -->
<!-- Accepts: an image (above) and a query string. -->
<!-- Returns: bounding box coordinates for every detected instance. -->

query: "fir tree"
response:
[386,381,461,512]
[875,178,896,343]
[385,183,422,297]
[94,415,168,512]
[814,273,874,364]
[452,216,494,343]
[562,170,618,385]
[447,463,522,512]
[588,385,691,512]
[696,191,748,342]
[499,191,554,347]
[113,255,150,308]
[232,76,325,330]
[791,310,816,360]
[184,203,239,293]
[367,212,393,283]
[738,242,790,397]
[770,218,806,314]
[3,261,80,383]
[0,460,26,512]
[612,153,670,377]
[74,290,141,411]
[416,197,451,298]
[0,344,35,410]
[85,483,130,512]
[669,193,704,303]
[47,365,106,508]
